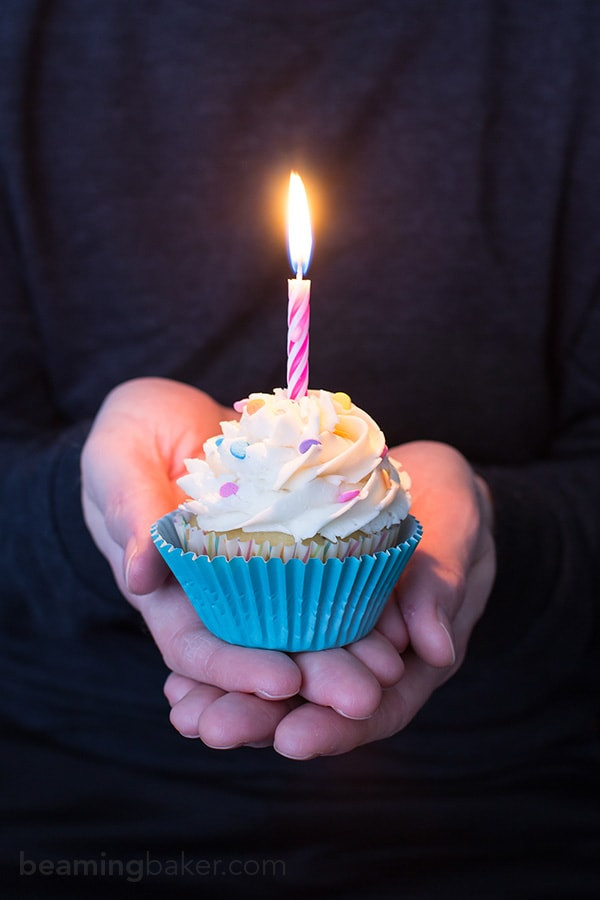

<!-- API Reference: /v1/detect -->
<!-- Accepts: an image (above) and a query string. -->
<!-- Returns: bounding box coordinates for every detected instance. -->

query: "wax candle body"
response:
[287,273,311,400]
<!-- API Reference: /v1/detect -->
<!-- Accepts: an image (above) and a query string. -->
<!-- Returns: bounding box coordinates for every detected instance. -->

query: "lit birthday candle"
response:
[287,172,312,400]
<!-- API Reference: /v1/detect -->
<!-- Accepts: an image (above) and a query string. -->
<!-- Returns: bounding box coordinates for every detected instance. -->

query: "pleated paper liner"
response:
[150,512,422,651]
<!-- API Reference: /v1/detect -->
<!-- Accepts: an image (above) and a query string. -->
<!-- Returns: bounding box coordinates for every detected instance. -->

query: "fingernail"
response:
[332,707,373,721]
[124,544,138,592]
[201,741,242,750]
[276,749,318,761]
[437,619,456,665]
[255,689,297,700]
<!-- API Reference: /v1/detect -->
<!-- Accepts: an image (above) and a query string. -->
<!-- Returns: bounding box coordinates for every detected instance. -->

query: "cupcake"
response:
[151,389,422,650]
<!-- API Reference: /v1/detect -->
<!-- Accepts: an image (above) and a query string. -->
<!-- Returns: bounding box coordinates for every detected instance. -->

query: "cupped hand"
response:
[267,440,497,758]
[81,377,406,746]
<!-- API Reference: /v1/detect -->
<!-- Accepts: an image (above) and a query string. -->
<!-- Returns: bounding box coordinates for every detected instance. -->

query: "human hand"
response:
[81,377,405,741]
[164,440,496,758]
[260,440,497,757]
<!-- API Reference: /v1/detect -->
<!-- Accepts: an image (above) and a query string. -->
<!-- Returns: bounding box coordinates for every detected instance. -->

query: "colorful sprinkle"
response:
[381,468,391,490]
[380,444,388,458]
[299,438,321,454]
[333,391,352,409]
[219,482,239,498]
[338,489,360,503]
[246,398,266,415]
[333,423,353,440]
[215,436,224,447]
[233,399,248,413]
[230,440,249,459]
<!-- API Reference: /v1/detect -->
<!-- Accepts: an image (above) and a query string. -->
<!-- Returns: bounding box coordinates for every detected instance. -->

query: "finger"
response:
[165,671,301,749]
[396,507,494,669]
[273,702,373,759]
[82,443,181,596]
[274,650,446,760]
[164,672,199,706]
[344,628,404,687]
[82,493,170,601]
[197,691,296,750]
[169,683,225,738]
[291,648,382,719]
[370,595,410,653]
[141,584,303,698]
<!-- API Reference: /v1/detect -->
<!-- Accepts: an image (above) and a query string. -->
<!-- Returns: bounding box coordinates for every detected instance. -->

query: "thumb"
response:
[395,551,459,668]
[121,483,180,597]
[82,437,181,597]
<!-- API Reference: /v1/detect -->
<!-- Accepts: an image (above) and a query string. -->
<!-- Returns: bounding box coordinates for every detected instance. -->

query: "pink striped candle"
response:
[286,172,312,400]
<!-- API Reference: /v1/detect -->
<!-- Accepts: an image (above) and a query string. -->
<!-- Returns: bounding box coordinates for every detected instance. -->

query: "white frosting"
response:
[177,389,411,542]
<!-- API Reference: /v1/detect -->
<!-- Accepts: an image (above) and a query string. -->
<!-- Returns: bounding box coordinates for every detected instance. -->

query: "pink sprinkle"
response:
[233,399,248,413]
[337,489,360,504]
[299,438,321,454]
[381,444,389,458]
[219,482,239,498]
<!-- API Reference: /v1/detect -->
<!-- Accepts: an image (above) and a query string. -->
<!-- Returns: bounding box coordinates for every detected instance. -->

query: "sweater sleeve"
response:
[415,290,600,756]
[467,20,600,719]
[466,271,600,727]
[0,187,132,634]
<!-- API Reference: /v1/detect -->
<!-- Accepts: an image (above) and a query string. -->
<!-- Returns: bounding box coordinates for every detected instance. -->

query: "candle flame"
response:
[287,172,312,276]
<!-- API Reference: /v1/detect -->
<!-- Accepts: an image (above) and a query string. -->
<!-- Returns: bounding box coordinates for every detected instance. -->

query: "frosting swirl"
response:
[177,389,411,542]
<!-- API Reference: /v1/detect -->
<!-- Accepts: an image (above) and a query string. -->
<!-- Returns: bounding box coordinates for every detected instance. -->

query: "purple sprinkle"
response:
[219,482,239,498]
[299,438,321,454]
[230,440,249,459]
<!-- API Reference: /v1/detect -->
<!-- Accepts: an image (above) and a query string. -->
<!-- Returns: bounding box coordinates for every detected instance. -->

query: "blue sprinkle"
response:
[215,437,224,447]
[230,439,249,460]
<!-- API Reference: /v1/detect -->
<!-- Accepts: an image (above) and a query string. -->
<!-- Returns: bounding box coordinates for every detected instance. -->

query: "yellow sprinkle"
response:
[381,468,391,490]
[246,398,266,415]
[333,391,352,410]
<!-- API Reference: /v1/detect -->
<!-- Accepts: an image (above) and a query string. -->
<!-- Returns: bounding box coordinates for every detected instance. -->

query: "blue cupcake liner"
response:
[150,513,422,651]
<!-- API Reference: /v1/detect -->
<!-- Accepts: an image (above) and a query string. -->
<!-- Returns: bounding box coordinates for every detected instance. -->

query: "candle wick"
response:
[296,264,303,281]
